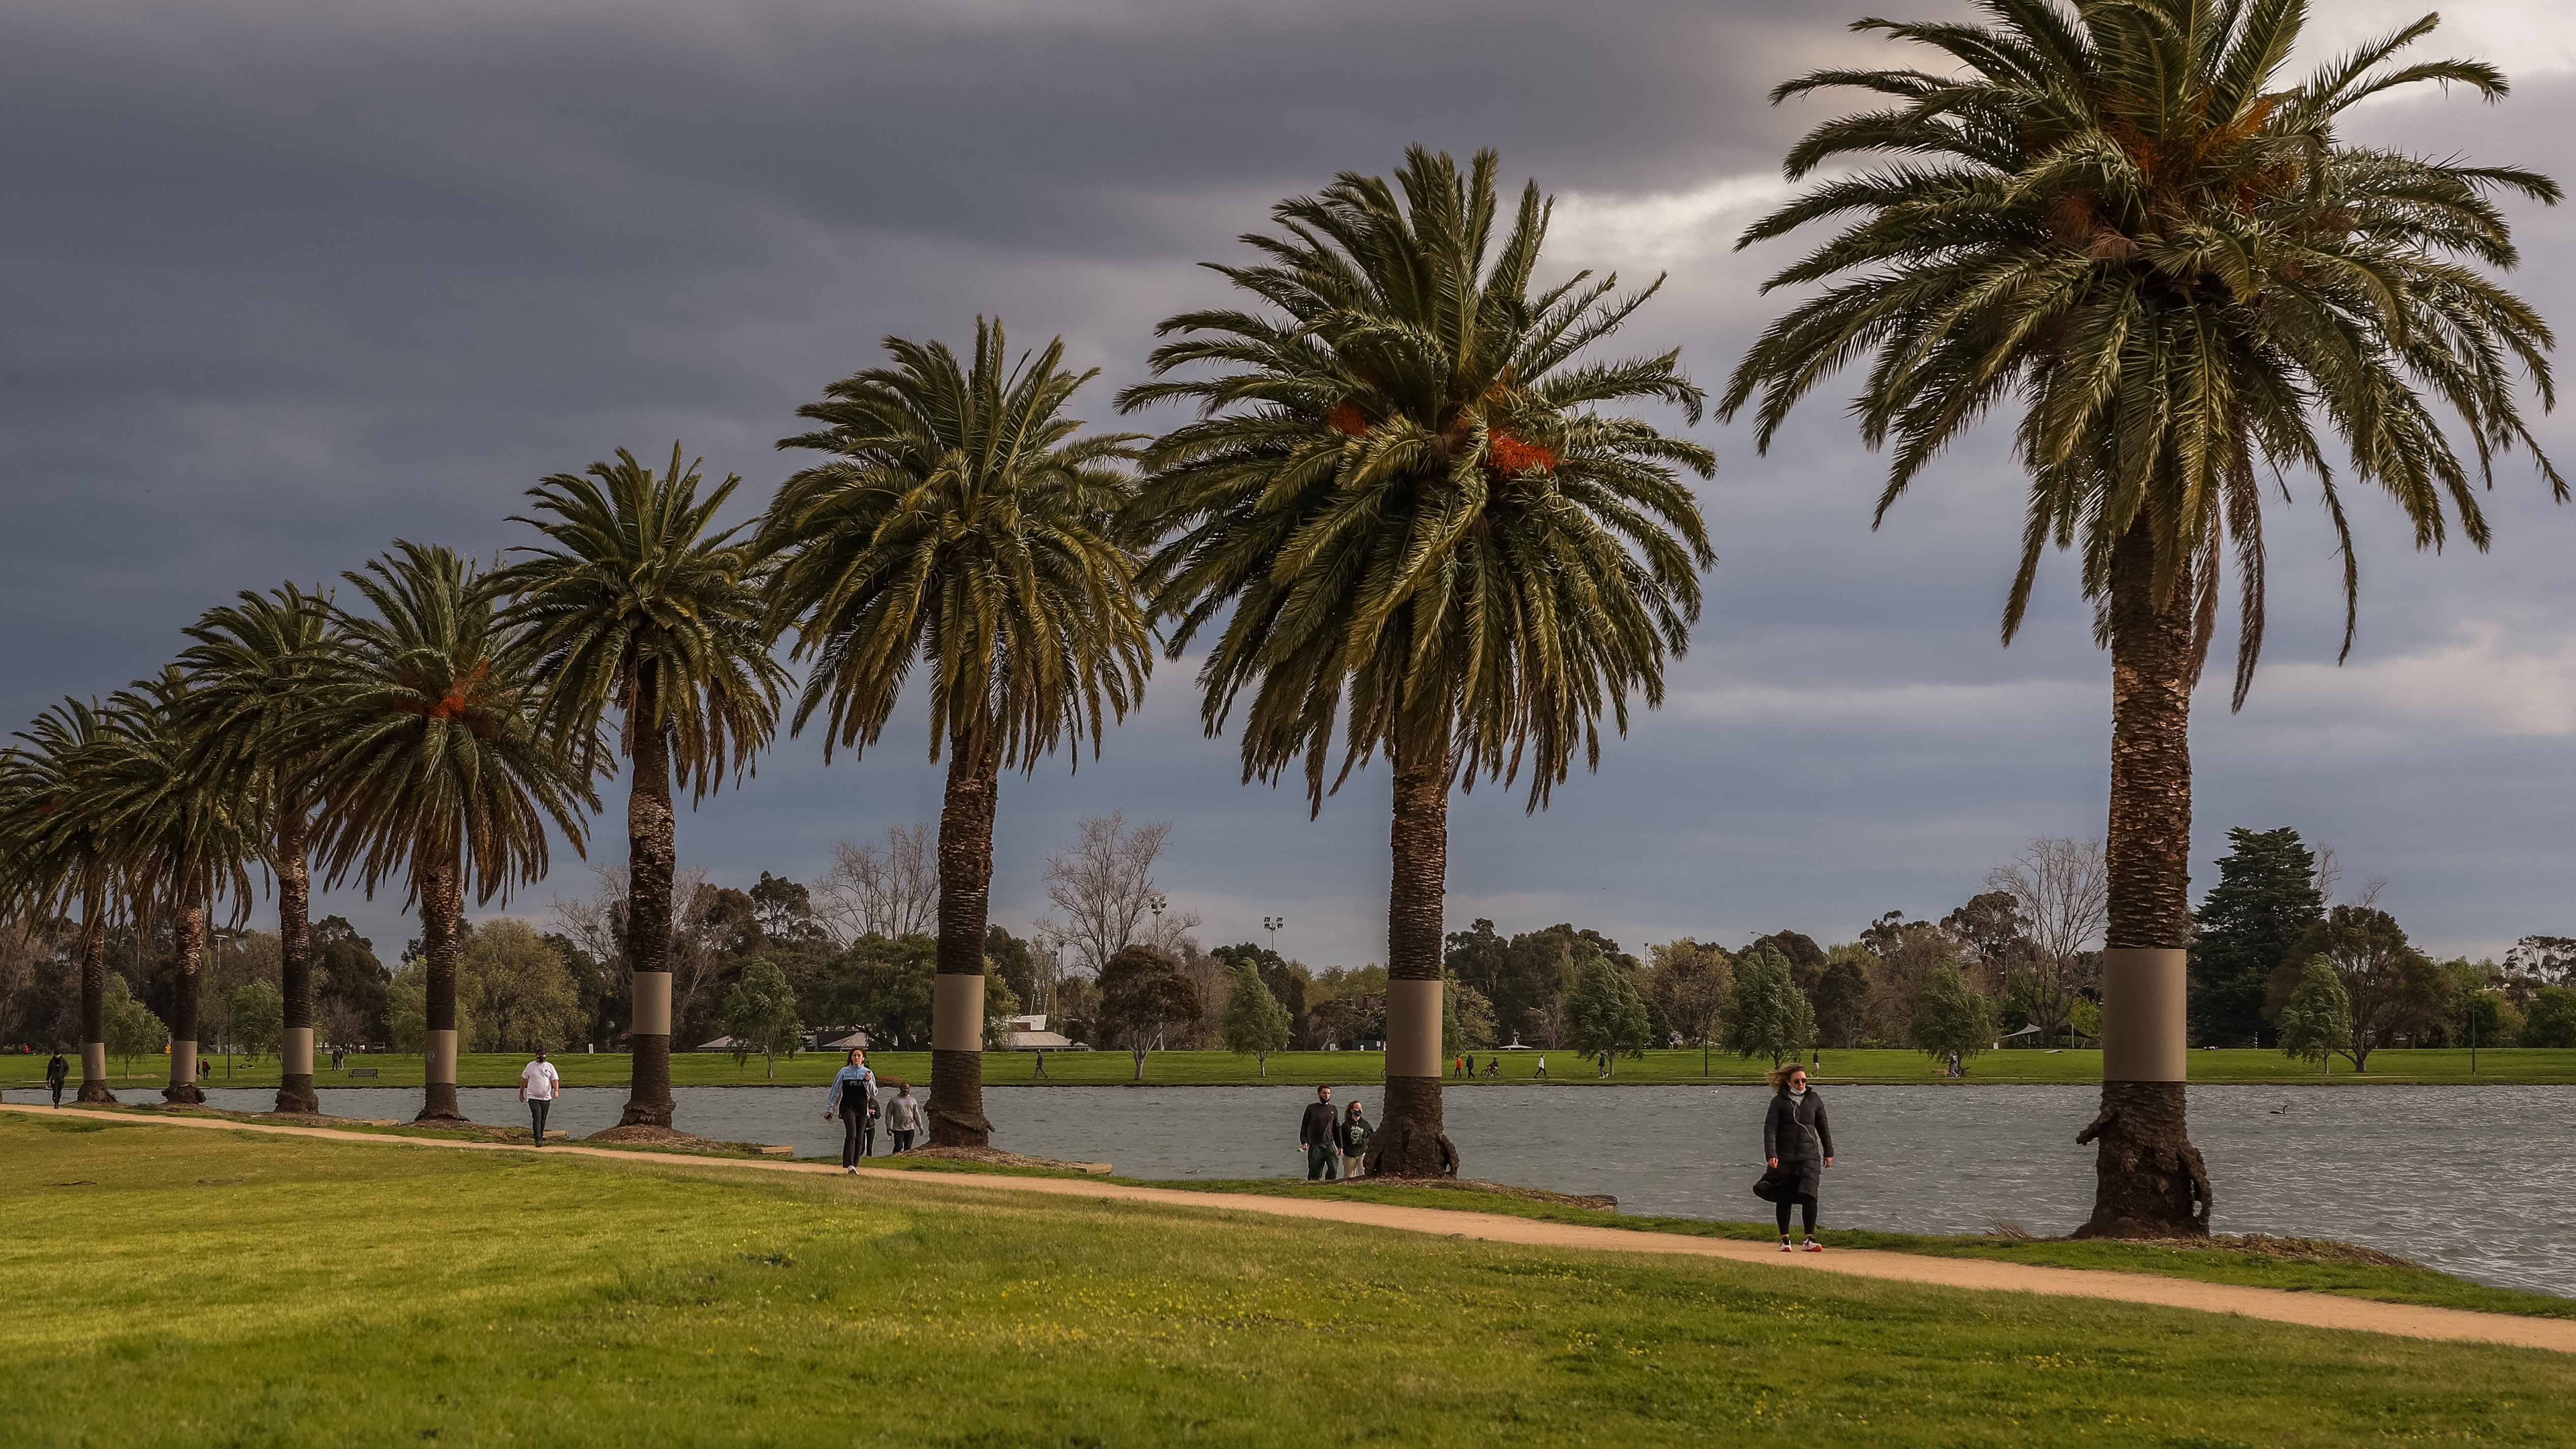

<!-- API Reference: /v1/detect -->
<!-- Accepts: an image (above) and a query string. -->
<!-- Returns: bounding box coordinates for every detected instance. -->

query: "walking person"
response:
[1535,1054,1547,1079]
[823,1048,877,1174]
[1298,1085,1339,1181]
[1337,1099,1372,1179]
[45,1048,68,1107]
[517,1049,560,1148]
[1762,1062,1834,1252]
[883,1083,924,1152]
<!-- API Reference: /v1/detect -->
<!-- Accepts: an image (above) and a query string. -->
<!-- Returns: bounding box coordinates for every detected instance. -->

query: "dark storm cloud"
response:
[4,0,2571,967]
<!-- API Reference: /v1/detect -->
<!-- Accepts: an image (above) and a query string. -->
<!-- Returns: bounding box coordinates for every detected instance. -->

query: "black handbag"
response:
[1752,1165,1791,1202]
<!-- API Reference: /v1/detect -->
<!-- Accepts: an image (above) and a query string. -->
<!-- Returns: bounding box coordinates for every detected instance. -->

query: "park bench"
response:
[346,1068,379,1079]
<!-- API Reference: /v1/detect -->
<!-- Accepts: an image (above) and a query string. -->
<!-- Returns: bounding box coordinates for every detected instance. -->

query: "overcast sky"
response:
[5,0,2571,970]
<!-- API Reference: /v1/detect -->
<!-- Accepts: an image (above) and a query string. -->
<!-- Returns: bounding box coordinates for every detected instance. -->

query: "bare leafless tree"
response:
[811,824,938,946]
[550,862,629,973]
[2311,843,2343,905]
[1041,812,1181,975]
[1987,836,2108,1047]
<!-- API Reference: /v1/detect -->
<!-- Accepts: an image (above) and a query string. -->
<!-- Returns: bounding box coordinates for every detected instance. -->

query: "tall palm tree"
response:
[761,320,1152,1148]
[4,701,129,1103]
[310,542,601,1123]
[179,584,339,1114]
[1724,0,2559,1236]
[88,671,263,1105]
[1118,147,1716,1176]
[496,444,785,1136]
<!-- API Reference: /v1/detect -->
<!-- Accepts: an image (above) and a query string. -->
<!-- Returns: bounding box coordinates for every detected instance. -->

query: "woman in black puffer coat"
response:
[1763,1060,1834,1251]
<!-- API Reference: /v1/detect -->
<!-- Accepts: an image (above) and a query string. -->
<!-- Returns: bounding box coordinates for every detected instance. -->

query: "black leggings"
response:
[1776,1192,1818,1236]
[840,1107,873,1167]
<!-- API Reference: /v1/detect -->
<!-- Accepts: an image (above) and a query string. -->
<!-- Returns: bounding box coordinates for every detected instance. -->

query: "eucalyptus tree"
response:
[3,701,128,1102]
[1118,147,1715,1176]
[310,542,601,1123]
[496,444,785,1136]
[179,584,338,1113]
[761,320,1152,1148]
[1724,0,2560,1235]
[88,671,263,1104]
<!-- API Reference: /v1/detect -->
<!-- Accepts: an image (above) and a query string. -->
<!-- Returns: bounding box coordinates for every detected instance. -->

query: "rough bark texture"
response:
[928,729,999,1148]
[2077,518,2212,1240]
[619,668,678,1129]
[75,909,116,1104]
[1367,741,1459,1179]
[417,849,466,1124]
[162,901,207,1105]
[273,799,319,1114]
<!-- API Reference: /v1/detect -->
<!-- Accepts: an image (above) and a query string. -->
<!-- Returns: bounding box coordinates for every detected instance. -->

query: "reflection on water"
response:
[195,1081,2576,1297]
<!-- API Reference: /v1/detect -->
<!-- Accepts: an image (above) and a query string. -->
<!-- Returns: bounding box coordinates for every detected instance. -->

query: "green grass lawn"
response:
[11,1045,2574,1092]
[7,1114,2575,1446]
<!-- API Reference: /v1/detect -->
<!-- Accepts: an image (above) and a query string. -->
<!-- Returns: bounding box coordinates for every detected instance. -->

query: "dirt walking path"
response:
[11,1101,2568,1354]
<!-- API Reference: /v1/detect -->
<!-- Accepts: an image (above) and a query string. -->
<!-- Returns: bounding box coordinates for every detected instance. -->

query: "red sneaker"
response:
[1778,1239,1794,1253]
[1802,1239,1825,1253]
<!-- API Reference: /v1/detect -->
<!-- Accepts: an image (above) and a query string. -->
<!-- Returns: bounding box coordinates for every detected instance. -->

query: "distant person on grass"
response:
[1338,1100,1372,1179]
[883,1083,924,1152]
[823,1048,878,1174]
[518,1050,560,1148]
[1299,1085,1339,1181]
[1762,1062,1833,1252]
[1535,1055,1547,1079]
[46,1049,68,1107]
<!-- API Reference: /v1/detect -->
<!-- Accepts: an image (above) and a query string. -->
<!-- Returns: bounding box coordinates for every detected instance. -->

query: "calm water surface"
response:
[198,1081,2576,1297]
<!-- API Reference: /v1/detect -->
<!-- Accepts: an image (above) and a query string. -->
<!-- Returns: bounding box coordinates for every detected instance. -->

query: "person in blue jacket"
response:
[823,1048,878,1173]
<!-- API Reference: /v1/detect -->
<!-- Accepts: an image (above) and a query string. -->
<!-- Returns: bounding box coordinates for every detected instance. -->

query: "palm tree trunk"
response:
[162,899,207,1105]
[417,846,466,1124]
[75,897,115,1104]
[274,796,319,1114]
[2075,518,2213,1239]
[926,722,998,1148]
[616,667,680,1131]
[1365,729,1460,1179]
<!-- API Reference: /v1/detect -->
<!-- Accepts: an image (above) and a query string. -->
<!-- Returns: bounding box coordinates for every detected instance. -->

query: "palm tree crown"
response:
[762,320,1153,771]
[310,541,600,906]
[498,443,785,796]
[1722,0,2561,706]
[1120,145,1716,810]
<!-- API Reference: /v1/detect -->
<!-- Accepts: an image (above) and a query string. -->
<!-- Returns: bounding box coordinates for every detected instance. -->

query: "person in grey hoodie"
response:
[1762,1061,1834,1252]
[883,1083,925,1152]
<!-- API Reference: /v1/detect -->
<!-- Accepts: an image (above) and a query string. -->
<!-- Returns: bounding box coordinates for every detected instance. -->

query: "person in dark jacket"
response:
[1298,1085,1339,1180]
[45,1049,69,1107]
[1762,1061,1834,1251]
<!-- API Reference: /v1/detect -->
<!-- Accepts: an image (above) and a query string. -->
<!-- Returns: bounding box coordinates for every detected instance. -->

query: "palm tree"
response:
[179,584,338,1114]
[310,542,601,1123]
[87,672,263,1104]
[496,444,785,1136]
[761,320,1152,1148]
[4,701,129,1103]
[1118,147,1716,1176]
[1724,0,2560,1236]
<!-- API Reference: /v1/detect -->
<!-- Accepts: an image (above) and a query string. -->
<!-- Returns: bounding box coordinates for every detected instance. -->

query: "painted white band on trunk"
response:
[171,1040,198,1085]
[1386,978,1443,1078]
[2101,947,2188,1082]
[82,1043,105,1080]
[427,1029,459,1083]
[630,972,672,1036]
[932,973,985,1051]
[284,1027,314,1076]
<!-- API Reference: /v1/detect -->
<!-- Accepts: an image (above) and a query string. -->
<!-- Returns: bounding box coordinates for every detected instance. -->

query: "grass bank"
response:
[6,1113,2572,1446]
[13,1045,2576,1092]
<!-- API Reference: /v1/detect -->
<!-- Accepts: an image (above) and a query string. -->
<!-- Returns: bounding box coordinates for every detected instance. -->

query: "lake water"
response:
[191,1081,2576,1299]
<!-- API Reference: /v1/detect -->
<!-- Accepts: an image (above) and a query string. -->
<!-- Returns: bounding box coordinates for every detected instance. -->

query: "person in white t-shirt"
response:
[518,1051,561,1147]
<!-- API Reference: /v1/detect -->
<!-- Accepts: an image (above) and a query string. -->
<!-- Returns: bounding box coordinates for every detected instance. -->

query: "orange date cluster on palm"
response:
[1326,402,1556,475]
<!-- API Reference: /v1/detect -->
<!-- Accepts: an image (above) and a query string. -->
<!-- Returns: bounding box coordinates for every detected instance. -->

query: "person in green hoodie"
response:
[1337,1099,1373,1178]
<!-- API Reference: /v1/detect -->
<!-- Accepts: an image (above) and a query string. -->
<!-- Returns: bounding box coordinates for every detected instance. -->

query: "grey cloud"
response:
[5,0,2572,968]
